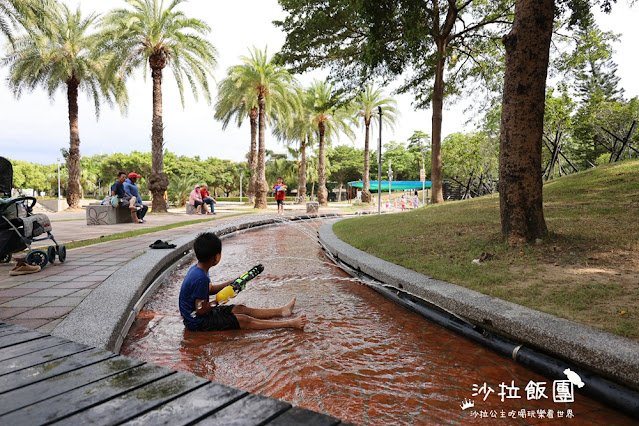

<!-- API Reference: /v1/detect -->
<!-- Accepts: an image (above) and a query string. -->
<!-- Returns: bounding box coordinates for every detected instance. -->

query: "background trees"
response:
[216,47,298,208]
[354,85,398,203]
[101,0,217,213]
[3,3,127,208]
[307,80,355,206]
[276,0,514,204]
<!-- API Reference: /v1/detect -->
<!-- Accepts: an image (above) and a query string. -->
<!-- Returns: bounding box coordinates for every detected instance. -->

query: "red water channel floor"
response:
[120,220,634,425]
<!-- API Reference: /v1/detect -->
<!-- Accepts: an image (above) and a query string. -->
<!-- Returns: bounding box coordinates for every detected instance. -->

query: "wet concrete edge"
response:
[318,219,639,391]
[50,214,334,352]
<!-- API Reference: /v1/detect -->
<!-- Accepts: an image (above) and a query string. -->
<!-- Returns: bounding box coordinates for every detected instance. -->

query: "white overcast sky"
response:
[1,0,638,165]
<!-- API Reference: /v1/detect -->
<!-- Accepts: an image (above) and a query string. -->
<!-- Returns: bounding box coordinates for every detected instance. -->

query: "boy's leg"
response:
[235,313,306,330]
[232,297,296,319]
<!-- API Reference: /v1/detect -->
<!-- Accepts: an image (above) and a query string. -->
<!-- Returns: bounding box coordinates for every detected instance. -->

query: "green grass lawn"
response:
[333,160,639,340]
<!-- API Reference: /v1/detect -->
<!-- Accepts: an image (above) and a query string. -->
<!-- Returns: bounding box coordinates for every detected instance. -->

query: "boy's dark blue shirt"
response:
[179,265,210,330]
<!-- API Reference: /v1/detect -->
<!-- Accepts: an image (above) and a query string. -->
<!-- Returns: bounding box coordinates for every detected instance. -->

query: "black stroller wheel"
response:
[0,254,11,263]
[57,245,67,263]
[26,249,48,268]
[47,246,56,263]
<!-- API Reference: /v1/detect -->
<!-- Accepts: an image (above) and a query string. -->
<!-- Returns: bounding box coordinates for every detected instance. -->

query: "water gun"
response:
[216,264,265,303]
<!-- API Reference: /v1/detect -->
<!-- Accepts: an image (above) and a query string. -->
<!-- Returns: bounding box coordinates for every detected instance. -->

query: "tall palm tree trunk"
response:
[361,119,371,202]
[149,58,169,213]
[317,121,328,206]
[430,39,446,204]
[248,106,258,204]
[254,96,268,208]
[297,135,307,201]
[66,77,81,208]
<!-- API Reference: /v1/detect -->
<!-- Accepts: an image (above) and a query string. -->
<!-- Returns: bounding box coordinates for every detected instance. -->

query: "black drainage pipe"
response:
[324,250,639,420]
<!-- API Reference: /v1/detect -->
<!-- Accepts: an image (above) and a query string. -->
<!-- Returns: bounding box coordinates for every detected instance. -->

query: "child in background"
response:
[272,177,287,216]
[413,191,419,209]
[179,232,306,331]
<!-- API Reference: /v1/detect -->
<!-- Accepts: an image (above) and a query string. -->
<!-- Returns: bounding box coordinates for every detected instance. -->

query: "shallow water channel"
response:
[121,219,631,425]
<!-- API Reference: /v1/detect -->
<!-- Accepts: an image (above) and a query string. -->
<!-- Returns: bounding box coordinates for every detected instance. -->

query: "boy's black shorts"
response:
[197,304,240,331]
[276,199,284,206]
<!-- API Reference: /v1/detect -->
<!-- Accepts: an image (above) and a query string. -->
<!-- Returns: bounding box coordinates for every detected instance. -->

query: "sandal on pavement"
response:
[149,240,176,249]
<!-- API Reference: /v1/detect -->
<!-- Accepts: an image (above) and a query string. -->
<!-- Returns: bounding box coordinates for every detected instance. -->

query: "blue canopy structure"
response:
[348,180,431,191]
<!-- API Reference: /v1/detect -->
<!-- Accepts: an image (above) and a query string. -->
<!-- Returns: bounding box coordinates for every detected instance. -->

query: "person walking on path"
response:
[124,172,148,222]
[272,177,287,216]
[179,232,306,331]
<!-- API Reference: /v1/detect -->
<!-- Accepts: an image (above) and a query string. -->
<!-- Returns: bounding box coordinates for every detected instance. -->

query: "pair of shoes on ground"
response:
[137,219,145,223]
[206,212,215,215]
[149,240,176,249]
[9,258,41,276]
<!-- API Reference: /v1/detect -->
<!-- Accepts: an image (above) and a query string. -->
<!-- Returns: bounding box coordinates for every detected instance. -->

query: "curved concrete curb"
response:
[318,219,639,391]
[51,214,337,352]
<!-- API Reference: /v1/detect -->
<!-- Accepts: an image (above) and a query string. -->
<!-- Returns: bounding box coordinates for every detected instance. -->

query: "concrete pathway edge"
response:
[50,215,336,353]
[318,220,639,391]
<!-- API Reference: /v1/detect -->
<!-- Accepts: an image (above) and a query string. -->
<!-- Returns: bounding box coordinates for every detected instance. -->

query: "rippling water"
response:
[121,219,632,425]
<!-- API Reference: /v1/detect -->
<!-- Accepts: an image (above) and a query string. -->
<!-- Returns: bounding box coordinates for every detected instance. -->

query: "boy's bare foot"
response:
[291,313,307,329]
[282,297,296,317]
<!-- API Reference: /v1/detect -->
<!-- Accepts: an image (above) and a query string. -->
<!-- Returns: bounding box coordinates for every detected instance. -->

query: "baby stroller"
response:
[0,156,66,268]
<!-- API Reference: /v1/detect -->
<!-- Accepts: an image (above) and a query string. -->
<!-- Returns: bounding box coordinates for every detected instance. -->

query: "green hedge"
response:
[217,196,296,203]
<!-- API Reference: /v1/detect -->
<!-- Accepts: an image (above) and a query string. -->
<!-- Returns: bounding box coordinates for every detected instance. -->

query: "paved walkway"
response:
[0,202,346,334]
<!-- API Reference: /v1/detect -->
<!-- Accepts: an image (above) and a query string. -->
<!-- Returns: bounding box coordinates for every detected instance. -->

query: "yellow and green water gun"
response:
[216,264,265,303]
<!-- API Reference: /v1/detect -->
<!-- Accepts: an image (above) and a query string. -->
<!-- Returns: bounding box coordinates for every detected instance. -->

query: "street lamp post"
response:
[377,106,382,215]
[239,173,243,202]
[57,158,61,201]
[421,154,426,206]
[388,160,393,206]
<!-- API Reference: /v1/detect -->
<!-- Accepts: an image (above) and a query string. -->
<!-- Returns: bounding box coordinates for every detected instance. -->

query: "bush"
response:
[217,196,296,203]
[595,153,611,166]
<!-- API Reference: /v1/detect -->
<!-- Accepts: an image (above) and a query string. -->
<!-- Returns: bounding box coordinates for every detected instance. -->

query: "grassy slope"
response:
[334,160,639,340]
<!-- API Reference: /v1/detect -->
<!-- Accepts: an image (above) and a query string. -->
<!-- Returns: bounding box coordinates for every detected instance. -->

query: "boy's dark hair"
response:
[193,232,222,262]
[277,176,283,180]
[117,171,126,178]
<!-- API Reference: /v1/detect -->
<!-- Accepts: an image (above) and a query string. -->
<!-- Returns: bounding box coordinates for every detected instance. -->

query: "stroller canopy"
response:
[0,157,12,197]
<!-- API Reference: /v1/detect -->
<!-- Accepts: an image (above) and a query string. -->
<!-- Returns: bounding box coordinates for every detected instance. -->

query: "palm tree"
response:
[272,87,315,202]
[0,0,53,44]
[101,0,217,213]
[307,79,355,206]
[167,174,198,206]
[355,84,399,203]
[3,4,127,208]
[214,70,259,204]
[222,47,298,209]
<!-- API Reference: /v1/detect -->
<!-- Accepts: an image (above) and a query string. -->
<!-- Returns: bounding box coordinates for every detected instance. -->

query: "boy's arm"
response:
[208,280,234,295]
[195,298,214,314]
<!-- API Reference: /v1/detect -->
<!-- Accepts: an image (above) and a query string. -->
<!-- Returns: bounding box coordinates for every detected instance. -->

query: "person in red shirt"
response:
[272,177,287,216]
[200,184,216,215]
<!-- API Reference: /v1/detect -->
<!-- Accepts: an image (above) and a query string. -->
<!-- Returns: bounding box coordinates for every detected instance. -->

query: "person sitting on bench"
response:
[200,184,216,214]
[189,184,208,215]
[124,172,148,223]
[111,171,141,224]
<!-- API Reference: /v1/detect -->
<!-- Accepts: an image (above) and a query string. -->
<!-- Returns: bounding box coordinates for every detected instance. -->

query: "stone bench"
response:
[306,202,319,213]
[186,204,197,214]
[86,205,134,225]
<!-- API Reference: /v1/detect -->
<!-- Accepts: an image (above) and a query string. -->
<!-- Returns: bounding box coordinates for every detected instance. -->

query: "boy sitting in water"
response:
[179,232,306,331]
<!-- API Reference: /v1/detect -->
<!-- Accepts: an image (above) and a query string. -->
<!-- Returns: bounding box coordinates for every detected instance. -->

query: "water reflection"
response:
[121,220,630,425]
